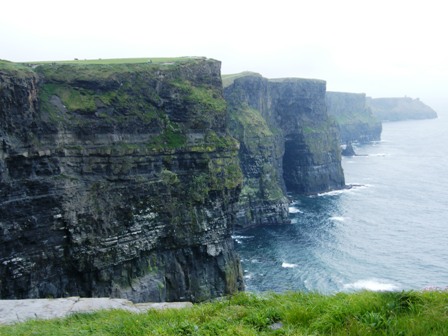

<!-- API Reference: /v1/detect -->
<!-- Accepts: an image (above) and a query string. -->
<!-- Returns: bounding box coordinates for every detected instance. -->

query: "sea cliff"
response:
[367,97,437,121]
[0,58,244,302]
[224,73,345,229]
[1,60,347,301]
[326,91,382,143]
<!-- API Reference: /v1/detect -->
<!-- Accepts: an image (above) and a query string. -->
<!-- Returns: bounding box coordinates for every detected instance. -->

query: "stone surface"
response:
[0,59,243,303]
[326,91,382,143]
[0,297,193,325]
[367,96,438,121]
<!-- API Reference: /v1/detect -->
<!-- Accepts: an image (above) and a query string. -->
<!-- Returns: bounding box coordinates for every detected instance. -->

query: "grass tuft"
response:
[1,290,447,335]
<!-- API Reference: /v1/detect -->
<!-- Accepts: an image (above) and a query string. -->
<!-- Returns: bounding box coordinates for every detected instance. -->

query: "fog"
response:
[2,0,447,114]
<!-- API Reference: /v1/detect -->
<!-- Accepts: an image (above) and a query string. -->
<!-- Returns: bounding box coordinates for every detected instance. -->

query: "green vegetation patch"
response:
[188,85,227,113]
[208,157,243,191]
[24,57,197,66]
[0,60,35,78]
[229,104,274,152]
[33,58,201,84]
[2,290,448,335]
[222,71,262,88]
[41,83,96,113]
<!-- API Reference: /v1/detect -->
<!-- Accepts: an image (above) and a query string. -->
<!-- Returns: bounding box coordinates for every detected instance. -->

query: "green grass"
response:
[21,57,201,65]
[0,59,35,78]
[222,71,262,88]
[2,290,447,335]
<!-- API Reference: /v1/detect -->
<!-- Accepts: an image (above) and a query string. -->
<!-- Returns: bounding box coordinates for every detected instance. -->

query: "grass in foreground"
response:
[1,290,447,335]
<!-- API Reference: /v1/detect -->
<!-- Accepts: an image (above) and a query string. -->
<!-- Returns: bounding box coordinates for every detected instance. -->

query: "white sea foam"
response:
[288,206,303,214]
[368,153,388,157]
[329,216,345,222]
[232,235,254,240]
[282,262,298,268]
[313,189,352,197]
[232,235,254,244]
[311,184,371,197]
[343,279,399,292]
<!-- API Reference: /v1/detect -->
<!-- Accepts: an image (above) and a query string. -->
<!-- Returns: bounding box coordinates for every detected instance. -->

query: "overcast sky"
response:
[2,0,447,112]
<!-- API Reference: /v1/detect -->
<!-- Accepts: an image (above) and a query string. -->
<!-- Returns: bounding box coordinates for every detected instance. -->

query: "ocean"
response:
[235,116,448,293]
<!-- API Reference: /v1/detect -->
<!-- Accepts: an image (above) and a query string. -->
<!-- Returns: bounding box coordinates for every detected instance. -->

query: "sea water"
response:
[235,116,448,293]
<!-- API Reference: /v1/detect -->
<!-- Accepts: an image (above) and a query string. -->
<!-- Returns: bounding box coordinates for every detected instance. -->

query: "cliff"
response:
[0,58,244,302]
[326,92,382,143]
[367,97,438,121]
[224,73,345,229]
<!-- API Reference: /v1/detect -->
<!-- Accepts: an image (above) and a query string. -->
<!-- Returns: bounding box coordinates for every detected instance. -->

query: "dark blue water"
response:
[235,116,448,293]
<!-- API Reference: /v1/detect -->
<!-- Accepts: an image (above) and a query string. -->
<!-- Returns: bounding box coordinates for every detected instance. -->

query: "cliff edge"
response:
[224,73,345,229]
[0,58,244,302]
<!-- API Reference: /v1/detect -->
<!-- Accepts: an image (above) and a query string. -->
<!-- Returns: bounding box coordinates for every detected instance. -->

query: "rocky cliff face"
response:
[224,73,345,229]
[367,97,438,121]
[0,59,244,302]
[326,92,382,143]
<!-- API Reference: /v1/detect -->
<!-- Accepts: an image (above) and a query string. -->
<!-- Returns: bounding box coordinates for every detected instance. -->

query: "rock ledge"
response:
[0,297,192,325]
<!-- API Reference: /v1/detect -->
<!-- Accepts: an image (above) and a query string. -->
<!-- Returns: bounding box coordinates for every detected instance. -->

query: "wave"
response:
[232,235,254,240]
[367,153,388,157]
[282,262,298,268]
[343,279,400,292]
[310,184,372,197]
[232,235,254,245]
[329,216,345,222]
[288,206,303,214]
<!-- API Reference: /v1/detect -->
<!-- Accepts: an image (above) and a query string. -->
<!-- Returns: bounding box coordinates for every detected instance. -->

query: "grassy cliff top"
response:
[8,57,216,83]
[21,57,206,66]
[1,57,212,80]
[269,77,326,85]
[0,60,36,77]
[1,290,447,335]
[222,71,262,88]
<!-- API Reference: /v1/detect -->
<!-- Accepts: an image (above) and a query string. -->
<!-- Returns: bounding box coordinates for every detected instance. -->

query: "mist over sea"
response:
[235,116,448,293]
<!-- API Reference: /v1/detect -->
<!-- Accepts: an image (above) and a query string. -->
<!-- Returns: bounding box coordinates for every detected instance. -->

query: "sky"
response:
[2,0,447,113]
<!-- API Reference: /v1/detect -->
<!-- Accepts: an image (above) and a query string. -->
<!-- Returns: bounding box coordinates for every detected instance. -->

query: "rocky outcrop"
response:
[367,97,437,121]
[326,92,382,143]
[224,73,345,229]
[341,143,356,157]
[0,59,244,303]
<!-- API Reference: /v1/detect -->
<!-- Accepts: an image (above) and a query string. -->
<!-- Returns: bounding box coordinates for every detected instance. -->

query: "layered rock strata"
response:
[223,73,345,229]
[0,59,244,302]
[326,91,382,143]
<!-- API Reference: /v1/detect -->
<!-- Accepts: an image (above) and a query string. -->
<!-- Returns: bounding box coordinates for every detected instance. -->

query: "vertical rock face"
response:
[367,97,438,121]
[0,59,244,302]
[224,74,289,228]
[224,73,345,229]
[326,92,382,143]
[270,79,345,194]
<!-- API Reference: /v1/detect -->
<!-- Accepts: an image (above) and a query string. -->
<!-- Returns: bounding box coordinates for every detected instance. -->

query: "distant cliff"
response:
[326,92,382,143]
[367,97,437,121]
[224,73,345,229]
[0,58,244,302]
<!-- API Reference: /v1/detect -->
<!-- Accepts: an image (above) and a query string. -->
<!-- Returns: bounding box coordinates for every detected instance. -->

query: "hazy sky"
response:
[2,0,447,112]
